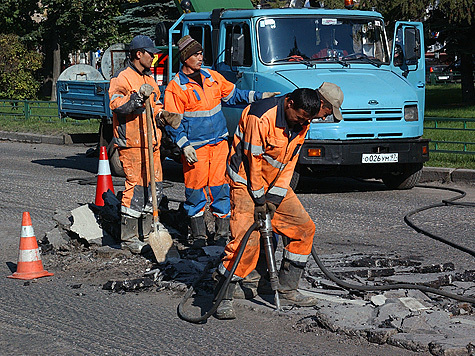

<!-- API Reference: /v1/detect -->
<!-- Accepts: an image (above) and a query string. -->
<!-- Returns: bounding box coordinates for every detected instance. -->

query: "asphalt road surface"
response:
[1,141,473,355]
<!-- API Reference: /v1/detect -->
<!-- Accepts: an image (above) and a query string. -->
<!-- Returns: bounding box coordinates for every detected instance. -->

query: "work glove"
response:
[158,110,182,129]
[183,145,198,164]
[262,92,281,99]
[138,83,154,100]
[254,202,277,222]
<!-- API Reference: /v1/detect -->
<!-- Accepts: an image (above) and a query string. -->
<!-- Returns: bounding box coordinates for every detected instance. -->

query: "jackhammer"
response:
[258,212,281,311]
[177,211,282,323]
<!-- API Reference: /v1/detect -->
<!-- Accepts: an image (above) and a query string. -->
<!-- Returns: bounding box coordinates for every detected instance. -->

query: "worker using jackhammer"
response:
[214,84,344,319]
[109,35,181,254]
[164,35,279,247]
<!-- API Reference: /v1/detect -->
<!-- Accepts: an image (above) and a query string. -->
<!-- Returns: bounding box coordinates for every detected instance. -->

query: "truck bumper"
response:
[298,138,430,177]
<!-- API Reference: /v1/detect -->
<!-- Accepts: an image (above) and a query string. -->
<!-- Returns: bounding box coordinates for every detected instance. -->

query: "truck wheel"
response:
[289,166,301,191]
[99,121,125,177]
[107,143,125,177]
[382,164,422,190]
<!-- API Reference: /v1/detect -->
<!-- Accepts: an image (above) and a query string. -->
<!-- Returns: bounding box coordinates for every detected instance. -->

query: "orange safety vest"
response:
[227,96,309,207]
[109,63,163,148]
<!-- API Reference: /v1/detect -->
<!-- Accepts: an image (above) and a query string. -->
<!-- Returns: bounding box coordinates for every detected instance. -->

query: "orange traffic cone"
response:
[8,212,54,280]
[95,146,115,206]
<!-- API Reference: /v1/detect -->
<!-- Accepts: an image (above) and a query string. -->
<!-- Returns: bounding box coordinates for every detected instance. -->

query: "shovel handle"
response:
[145,97,159,231]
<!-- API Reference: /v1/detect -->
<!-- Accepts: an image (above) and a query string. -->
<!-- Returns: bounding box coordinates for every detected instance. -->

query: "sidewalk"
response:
[1,130,473,185]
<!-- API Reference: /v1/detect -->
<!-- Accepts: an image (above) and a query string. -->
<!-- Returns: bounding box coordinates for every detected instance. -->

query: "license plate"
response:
[438,75,449,80]
[362,153,398,163]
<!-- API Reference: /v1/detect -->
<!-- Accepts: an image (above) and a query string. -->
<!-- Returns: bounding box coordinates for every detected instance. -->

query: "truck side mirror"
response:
[230,33,245,66]
[404,27,421,66]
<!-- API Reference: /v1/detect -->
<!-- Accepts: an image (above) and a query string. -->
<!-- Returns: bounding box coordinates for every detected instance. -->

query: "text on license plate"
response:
[362,153,398,163]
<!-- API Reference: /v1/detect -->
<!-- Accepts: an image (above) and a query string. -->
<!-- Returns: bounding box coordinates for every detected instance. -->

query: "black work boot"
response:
[214,275,237,320]
[213,216,230,246]
[121,216,147,254]
[139,213,153,243]
[278,259,318,307]
[234,254,273,299]
[189,216,207,248]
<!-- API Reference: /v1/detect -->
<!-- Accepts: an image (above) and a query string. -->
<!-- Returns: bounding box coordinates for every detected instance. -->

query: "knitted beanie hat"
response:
[177,35,203,62]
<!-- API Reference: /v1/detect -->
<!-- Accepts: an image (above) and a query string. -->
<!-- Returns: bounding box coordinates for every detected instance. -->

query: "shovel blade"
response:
[149,229,180,263]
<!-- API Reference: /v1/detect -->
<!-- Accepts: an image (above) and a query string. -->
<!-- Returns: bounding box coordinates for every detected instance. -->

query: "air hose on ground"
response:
[177,184,475,323]
[177,222,258,324]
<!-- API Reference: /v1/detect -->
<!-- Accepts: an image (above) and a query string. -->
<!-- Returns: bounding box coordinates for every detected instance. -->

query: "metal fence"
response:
[0,99,97,125]
[424,117,475,155]
[0,99,58,121]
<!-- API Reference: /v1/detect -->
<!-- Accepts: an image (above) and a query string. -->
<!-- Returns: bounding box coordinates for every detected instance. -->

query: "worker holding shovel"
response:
[109,35,181,254]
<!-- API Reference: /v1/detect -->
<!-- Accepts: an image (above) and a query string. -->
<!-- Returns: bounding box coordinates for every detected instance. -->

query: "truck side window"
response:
[225,23,252,67]
[188,25,213,66]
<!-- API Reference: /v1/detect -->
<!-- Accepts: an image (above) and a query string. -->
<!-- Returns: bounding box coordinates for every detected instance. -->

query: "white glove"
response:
[183,145,198,164]
[138,84,154,99]
[262,91,281,99]
[159,110,182,129]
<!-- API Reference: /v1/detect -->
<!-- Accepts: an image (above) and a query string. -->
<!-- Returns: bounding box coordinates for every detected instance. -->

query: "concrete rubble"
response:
[39,192,475,356]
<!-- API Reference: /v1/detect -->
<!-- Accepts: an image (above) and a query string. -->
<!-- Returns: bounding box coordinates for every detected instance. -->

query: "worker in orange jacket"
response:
[214,84,344,319]
[164,35,279,247]
[109,35,181,254]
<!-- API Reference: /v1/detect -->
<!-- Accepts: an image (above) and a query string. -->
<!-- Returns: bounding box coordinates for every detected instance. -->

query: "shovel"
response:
[144,97,179,262]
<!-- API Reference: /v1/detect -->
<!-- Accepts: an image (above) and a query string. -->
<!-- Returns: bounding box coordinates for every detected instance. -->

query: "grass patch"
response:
[423,84,475,169]
[0,100,100,135]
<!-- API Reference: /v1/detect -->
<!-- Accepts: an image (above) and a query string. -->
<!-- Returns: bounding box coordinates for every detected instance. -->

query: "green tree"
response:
[116,0,180,40]
[0,34,42,100]
[38,0,126,100]
[0,0,41,46]
[425,1,475,103]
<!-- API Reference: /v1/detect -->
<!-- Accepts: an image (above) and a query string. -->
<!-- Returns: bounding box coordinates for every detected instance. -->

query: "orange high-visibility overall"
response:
[109,63,163,218]
[219,96,316,279]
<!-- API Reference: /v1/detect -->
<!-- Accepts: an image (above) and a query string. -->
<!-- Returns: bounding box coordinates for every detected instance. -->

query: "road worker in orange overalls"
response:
[109,35,181,254]
[214,84,344,319]
[164,35,279,247]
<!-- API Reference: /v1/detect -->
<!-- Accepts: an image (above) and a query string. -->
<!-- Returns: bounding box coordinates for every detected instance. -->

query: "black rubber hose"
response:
[404,185,475,257]
[177,222,258,323]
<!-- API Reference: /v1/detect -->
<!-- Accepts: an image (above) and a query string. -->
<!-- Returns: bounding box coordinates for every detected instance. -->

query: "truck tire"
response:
[382,164,422,190]
[289,166,301,191]
[99,121,125,177]
[107,142,125,177]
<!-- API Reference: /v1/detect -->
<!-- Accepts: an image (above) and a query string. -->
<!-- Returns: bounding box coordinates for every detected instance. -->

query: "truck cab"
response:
[171,6,429,189]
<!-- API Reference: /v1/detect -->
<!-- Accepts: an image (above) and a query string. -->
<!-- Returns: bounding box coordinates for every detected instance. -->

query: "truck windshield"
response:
[257,17,389,65]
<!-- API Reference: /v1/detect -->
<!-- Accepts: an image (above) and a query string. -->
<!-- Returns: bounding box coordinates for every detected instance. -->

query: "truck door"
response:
[390,22,425,118]
[216,21,255,133]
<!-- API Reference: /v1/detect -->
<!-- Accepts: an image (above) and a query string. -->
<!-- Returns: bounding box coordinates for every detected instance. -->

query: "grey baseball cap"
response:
[129,35,160,54]
[318,82,344,121]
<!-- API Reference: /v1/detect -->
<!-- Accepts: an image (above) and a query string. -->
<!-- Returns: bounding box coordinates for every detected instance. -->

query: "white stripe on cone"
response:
[18,248,41,262]
[21,225,34,237]
[98,159,112,175]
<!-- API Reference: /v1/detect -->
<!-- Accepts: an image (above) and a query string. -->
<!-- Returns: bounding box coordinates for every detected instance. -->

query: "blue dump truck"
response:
[57,1,429,189]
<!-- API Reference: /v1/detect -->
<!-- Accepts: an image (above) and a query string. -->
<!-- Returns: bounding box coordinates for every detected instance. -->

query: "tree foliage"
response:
[0,34,42,99]
[0,0,41,47]
[116,0,180,41]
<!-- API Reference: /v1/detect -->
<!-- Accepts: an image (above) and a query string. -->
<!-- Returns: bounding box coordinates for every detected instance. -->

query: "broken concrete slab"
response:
[374,300,412,329]
[70,204,104,245]
[52,209,72,229]
[45,227,70,250]
[429,339,474,356]
[399,297,430,312]
[370,294,387,306]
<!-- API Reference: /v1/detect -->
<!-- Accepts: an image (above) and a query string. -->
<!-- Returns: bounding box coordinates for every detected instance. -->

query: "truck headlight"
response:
[404,105,418,121]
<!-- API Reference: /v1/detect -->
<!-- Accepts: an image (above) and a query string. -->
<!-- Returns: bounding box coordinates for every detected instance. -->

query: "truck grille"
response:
[342,109,404,139]
[342,109,403,122]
